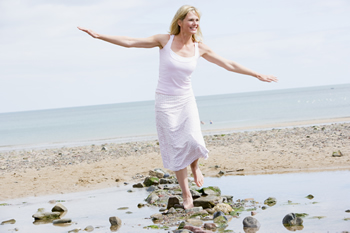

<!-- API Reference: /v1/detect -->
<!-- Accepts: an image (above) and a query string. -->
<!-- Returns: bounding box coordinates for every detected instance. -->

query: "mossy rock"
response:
[213,215,228,224]
[305,194,314,199]
[264,197,277,206]
[144,225,160,229]
[143,177,160,187]
[190,212,208,218]
[199,186,221,196]
[295,213,309,218]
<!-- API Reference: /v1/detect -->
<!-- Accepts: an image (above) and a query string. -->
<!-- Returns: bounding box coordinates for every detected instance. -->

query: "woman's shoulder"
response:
[198,42,212,56]
[154,34,171,49]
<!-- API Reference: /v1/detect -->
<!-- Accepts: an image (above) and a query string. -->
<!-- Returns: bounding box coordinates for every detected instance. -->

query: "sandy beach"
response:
[1,119,349,201]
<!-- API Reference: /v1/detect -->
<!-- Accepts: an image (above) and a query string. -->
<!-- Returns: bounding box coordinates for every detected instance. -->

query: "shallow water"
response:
[1,170,350,233]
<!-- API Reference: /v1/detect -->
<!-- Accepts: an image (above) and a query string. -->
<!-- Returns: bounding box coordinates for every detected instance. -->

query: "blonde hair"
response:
[169,5,203,42]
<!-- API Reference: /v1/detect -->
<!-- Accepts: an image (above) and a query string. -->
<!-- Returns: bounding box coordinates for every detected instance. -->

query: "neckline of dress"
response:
[169,35,197,59]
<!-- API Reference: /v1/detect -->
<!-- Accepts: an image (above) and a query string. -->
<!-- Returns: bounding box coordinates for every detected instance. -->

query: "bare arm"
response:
[199,43,278,82]
[77,26,168,49]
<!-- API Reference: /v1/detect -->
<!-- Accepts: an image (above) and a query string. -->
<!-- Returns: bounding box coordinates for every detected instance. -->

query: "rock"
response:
[163,173,170,178]
[190,189,201,199]
[110,225,121,232]
[193,195,222,209]
[221,195,233,203]
[167,196,180,209]
[332,150,343,157]
[200,186,221,196]
[213,211,225,219]
[186,218,203,227]
[154,168,166,173]
[160,178,176,184]
[137,203,145,208]
[203,222,216,230]
[151,213,163,220]
[346,209,350,213]
[68,228,81,233]
[264,197,276,206]
[212,203,233,214]
[143,176,160,187]
[251,211,257,216]
[32,210,61,220]
[146,186,159,192]
[84,225,94,232]
[213,215,227,224]
[167,207,177,214]
[178,221,186,229]
[146,193,159,204]
[218,170,225,175]
[52,218,72,224]
[282,213,303,226]
[1,219,16,225]
[306,194,314,199]
[243,216,261,229]
[149,169,165,178]
[109,216,122,226]
[185,206,203,213]
[101,146,107,151]
[51,203,67,212]
[133,183,144,188]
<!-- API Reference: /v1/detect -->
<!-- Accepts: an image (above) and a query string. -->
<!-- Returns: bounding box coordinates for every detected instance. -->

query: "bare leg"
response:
[190,159,204,187]
[174,167,193,209]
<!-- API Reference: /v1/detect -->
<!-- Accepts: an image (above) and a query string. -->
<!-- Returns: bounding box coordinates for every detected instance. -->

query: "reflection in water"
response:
[284,225,304,231]
[244,227,260,233]
[0,170,350,233]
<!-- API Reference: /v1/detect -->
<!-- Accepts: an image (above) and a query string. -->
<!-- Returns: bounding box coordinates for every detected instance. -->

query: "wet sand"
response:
[1,119,349,201]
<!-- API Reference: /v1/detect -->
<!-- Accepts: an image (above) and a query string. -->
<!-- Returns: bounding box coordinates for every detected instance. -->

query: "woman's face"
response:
[179,11,199,35]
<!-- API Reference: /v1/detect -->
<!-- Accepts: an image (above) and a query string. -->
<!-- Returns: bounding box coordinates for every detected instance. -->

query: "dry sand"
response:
[1,120,349,201]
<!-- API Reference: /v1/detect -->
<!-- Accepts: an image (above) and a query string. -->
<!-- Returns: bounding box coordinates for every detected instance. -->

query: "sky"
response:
[1,0,349,113]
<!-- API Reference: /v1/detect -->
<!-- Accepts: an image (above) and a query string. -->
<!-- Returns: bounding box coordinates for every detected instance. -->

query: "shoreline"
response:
[1,117,349,152]
[0,120,349,201]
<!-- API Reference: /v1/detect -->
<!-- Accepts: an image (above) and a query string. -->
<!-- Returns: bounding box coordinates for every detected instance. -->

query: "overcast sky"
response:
[1,0,349,113]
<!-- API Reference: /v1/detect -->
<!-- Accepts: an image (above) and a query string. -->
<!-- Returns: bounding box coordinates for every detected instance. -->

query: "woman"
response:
[78,5,277,209]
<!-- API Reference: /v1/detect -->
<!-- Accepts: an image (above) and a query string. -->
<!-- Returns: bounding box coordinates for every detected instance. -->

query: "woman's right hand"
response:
[77,26,100,38]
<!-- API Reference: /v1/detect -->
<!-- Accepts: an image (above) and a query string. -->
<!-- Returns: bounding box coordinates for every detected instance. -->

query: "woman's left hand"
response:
[256,74,278,83]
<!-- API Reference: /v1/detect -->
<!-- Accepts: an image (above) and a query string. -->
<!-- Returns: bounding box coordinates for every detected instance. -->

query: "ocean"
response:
[0,84,349,151]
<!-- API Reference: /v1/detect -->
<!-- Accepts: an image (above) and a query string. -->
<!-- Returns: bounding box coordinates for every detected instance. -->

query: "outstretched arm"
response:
[199,43,278,82]
[77,26,168,49]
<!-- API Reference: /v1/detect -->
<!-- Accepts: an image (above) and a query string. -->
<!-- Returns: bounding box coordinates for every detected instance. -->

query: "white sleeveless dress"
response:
[155,35,209,171]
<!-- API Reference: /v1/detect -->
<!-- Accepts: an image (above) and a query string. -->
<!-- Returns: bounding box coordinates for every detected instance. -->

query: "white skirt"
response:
[155,92,209,171]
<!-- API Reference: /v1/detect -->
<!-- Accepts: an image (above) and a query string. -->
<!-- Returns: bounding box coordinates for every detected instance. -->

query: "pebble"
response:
[52,218,72,224]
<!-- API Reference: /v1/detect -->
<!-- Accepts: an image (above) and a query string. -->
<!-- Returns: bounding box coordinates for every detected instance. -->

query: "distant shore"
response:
[0,118,350,200]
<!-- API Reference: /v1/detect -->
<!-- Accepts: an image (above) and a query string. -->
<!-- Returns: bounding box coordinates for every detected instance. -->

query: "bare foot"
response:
[183,194,194,209]
[191,164,204,187]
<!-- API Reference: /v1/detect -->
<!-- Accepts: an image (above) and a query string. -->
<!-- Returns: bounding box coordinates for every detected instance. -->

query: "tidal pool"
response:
[1,170,349,233]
